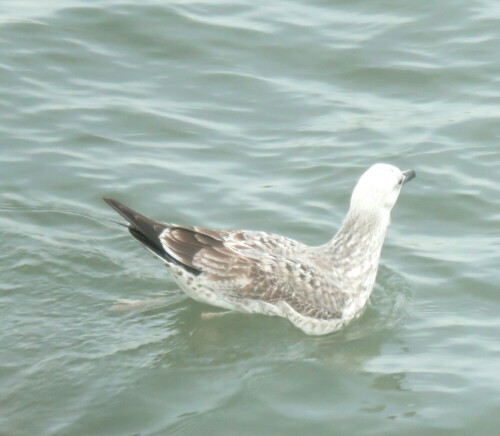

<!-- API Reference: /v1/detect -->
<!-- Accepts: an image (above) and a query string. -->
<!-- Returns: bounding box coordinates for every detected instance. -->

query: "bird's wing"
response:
[104,198,345,319]
[161,226,346,319]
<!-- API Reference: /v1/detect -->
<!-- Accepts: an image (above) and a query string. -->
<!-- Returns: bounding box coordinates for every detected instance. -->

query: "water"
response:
[1,1,499,435]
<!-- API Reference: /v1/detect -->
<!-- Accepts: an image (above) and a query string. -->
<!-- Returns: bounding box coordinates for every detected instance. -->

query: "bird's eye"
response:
[398,177,404,186]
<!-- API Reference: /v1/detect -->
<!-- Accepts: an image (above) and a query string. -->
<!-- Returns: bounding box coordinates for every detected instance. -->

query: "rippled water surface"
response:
[1,1,499,435]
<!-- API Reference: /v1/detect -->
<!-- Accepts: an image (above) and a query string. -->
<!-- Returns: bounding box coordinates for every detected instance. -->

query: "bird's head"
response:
[350,163,415,215]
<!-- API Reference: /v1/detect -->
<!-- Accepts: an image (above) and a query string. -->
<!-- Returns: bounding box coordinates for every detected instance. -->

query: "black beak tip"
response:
[402,169,416,184]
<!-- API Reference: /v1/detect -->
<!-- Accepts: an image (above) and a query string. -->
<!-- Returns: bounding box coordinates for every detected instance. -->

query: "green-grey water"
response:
[1,1,499,435]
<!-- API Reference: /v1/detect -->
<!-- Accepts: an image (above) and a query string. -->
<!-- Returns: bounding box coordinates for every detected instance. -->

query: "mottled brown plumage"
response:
[104,163,415,335]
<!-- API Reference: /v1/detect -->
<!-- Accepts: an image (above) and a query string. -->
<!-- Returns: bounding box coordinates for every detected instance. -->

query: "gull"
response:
[104,163,415,335]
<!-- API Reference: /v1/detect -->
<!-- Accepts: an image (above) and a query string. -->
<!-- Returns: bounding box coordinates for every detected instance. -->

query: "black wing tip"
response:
[102,197,151,227]
[103,197,122,212]
[103,196,203,276]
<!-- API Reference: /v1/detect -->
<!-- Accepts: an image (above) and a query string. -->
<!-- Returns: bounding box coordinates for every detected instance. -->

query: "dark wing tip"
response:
[103,197,202,275]
[102,197,121,212]
[103,197,148,227]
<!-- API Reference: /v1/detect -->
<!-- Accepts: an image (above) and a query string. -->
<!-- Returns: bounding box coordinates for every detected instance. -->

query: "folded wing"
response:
[104,197,345,320]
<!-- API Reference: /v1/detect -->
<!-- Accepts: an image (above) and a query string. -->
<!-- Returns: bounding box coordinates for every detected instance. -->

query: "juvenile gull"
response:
[104,163,415,335]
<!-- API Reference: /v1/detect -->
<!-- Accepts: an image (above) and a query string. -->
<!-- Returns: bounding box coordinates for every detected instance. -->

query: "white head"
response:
[350,163,415,214]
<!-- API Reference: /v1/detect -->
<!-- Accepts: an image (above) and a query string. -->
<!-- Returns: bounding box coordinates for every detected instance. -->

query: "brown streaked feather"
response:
[160,226,227,271]
[160,226,347,319]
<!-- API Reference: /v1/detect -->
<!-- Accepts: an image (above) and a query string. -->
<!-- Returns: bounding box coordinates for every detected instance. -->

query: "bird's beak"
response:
[401,169,416,185]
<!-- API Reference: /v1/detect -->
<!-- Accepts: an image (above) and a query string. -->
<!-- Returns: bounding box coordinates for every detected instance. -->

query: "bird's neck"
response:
[333,207,390,250]
[323,207,390,297]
